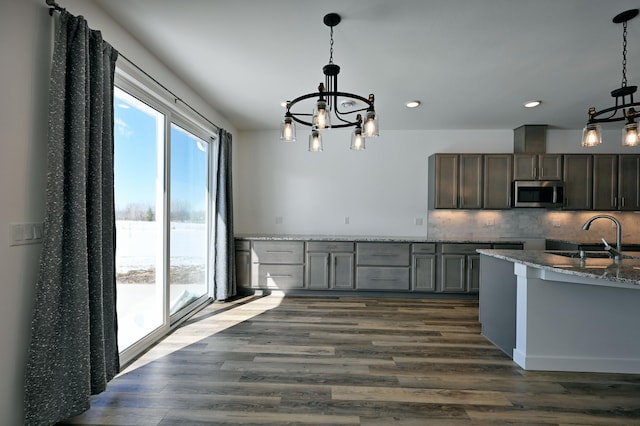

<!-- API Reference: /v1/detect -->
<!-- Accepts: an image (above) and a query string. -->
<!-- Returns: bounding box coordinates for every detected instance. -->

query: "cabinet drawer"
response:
[257,264,304,288]
[356,267,410,290]
[253,241,304,264]
[356,243,410,266]
[235,239,250,251]
[412,243,436,254]
[306,241,354,252]
[440,243,492,254]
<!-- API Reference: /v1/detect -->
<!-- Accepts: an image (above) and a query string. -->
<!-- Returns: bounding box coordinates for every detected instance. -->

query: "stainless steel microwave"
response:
[513,180,564,208]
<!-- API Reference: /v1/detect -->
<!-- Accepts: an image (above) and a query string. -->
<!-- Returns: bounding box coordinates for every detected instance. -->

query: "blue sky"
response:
[114,89,208,215]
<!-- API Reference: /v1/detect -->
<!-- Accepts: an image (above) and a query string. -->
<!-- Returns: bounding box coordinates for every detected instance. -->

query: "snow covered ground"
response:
[116,220,208,349]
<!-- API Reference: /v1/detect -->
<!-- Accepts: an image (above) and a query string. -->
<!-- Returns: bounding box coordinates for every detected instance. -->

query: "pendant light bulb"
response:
[280,115,296,142]
[582,123,603,147]
[350,118,366,151]
[363,109,379,138]
[309,129,323,152]
[622,121,640,146]
[312,99,331,129]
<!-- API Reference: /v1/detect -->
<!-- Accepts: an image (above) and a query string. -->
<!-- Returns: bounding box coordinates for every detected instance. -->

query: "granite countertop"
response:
[478,249,640,286]
[235,234,524,244]
[546,238,640,249]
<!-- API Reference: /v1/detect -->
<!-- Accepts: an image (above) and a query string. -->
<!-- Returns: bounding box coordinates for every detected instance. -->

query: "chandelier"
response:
[280,13,378,152]
[583,9,640,147]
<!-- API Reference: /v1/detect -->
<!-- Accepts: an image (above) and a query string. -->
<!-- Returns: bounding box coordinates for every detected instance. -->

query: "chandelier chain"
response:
[329,26,334,64]
[622,20,628,87]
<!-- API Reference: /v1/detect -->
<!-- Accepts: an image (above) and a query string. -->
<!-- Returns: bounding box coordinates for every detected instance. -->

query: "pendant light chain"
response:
[622,20,628,87]
[329,26,334,65]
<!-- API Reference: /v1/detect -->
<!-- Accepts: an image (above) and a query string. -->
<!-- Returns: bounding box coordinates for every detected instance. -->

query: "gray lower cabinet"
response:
[412,243,436,292]
[252,240,304,289]
[356,242,410,290]
[235,240,252,289]
[438,243,492,293]
[235,238,522,294]
[306,242,354,289]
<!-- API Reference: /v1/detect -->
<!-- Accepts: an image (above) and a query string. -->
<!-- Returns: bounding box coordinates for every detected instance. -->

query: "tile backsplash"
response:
[427,210,640,244]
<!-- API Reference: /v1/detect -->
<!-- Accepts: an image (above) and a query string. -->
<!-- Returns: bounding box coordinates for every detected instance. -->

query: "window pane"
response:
[114,87,166,350]
[169,124,209,315]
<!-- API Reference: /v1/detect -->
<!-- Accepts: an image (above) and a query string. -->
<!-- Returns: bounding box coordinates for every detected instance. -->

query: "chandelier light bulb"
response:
[622,122,640,146]
[582,123,603,147]
[313,100,331,129]
[280,116,296,142]
[309,129,323,152]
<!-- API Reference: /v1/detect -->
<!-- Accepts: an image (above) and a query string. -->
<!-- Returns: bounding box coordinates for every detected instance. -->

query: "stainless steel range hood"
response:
[514,125,547,153]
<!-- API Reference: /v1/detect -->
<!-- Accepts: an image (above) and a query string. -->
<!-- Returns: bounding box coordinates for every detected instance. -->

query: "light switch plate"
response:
[9,222,44,246]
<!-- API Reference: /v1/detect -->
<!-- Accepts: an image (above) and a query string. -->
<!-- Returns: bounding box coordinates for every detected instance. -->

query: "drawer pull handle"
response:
[267,250,293,253]
[266,274,292,278]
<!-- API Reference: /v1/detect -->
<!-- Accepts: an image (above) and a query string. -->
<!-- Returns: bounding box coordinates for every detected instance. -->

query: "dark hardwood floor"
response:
[61,295,640,425]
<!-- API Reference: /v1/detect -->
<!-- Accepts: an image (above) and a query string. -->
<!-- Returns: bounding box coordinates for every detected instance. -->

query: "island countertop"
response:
[478,249,640,286]
[235,234,524,244]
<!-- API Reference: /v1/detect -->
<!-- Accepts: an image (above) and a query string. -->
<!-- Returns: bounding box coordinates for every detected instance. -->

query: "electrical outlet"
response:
[275,216,283,225]
[344,216,350,225]
[415,218,423,226]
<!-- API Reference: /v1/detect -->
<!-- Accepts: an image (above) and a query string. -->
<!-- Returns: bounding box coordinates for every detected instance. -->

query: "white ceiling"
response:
[94,0,640,132]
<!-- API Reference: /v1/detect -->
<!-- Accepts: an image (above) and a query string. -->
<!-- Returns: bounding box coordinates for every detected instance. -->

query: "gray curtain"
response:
[212,128,236,300]
[24,11,119,426]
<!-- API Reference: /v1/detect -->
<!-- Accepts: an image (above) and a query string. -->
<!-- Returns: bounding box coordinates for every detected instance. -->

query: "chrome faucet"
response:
[581,214,623,262]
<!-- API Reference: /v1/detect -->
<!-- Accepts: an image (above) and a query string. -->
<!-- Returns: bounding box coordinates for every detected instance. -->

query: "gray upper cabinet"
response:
[483,154,513,209]
[563,154,593,210]
[429,154,482,209]
[513,154,563,180]
[593,155,618,210]
[459,154,483,209]
[618,155,640,210]
[429,154,458,209]
[593,155,640,211]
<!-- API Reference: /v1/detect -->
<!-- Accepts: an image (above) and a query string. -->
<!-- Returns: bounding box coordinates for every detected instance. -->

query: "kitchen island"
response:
[478,249,640,374]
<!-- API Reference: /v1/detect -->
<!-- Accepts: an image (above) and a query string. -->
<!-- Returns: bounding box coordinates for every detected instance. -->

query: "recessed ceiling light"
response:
[406,100,421,108]
[523,100,542,108]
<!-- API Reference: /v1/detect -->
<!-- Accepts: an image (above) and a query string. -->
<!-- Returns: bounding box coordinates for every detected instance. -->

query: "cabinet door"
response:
[432,154,459,208]
[459,154,483,208]
[412,254,436,292]
[618,155,640,210]
[593,155,618,210]
[306,252,330,289]
[513,154,537,180]
[538,154,563,180]
[563,154,593,210]
[332,252,354,289]
[467,254,481,293]
[235,249,252,288]
[439,254,466,292]
[483,154,512,209]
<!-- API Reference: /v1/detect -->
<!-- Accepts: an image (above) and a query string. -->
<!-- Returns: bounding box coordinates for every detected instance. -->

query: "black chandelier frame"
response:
[586,9,640,126]
[283,13,376,130]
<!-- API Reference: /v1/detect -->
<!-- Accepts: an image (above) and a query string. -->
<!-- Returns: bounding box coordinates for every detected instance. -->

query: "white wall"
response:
[0,1,234,424]
[234,127,638,237]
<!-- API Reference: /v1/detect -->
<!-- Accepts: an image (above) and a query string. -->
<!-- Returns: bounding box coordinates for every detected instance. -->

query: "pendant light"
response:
[582,9,640,147]
[281,13,378,151]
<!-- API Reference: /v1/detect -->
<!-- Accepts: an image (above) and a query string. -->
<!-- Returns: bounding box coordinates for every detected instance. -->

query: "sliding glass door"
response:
[113,82,213,358]
[113,87,166,351]
[169,124,209,315]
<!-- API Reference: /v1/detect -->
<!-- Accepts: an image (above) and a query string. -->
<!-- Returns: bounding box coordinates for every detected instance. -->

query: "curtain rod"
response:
[45,0,222,132]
